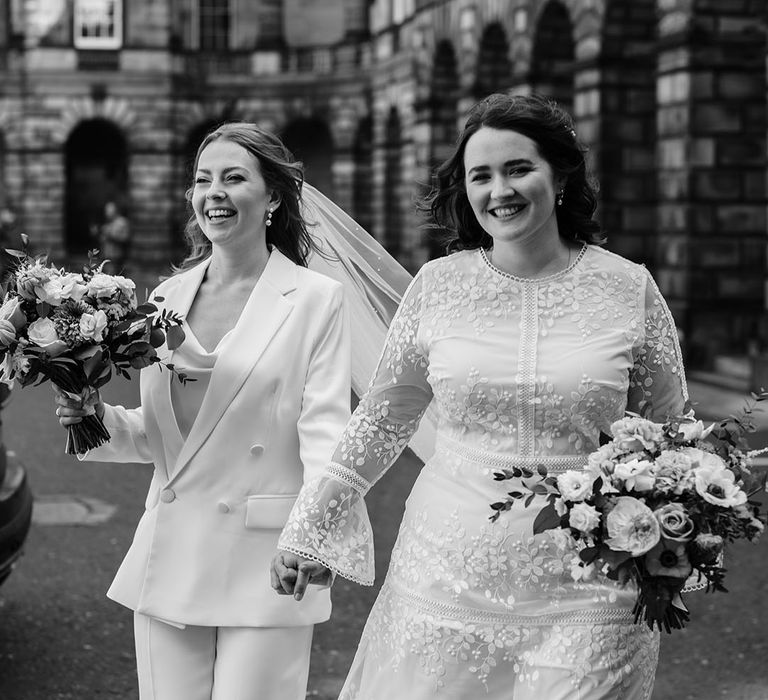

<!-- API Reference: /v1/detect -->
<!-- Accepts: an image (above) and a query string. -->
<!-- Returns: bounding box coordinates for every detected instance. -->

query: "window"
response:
[199,0,229,51]
[74,0,122,49]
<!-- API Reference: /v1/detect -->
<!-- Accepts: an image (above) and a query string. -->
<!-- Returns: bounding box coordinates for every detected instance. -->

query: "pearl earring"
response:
[556,190,564,206]
[265,209,273,226]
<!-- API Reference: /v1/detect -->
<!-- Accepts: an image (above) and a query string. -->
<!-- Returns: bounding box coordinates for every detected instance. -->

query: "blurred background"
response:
[0,1,767,698]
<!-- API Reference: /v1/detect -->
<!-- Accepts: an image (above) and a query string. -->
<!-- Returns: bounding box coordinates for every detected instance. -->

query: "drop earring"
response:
[556,190,564,206]
[265,208,273,226]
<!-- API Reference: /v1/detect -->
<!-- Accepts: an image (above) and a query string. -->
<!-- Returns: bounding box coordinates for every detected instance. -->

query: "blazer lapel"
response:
[145,261,210,481]
[169,250,297,480]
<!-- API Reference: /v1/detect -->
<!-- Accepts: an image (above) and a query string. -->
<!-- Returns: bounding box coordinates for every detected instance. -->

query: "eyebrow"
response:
[467,158,532,175]
[195,166,249,175]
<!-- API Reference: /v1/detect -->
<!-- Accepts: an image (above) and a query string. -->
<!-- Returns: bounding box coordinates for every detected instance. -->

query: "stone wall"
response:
[0,0,766,366]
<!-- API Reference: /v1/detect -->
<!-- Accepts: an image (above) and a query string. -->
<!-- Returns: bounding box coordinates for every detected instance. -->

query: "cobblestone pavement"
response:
[0,378,766,699]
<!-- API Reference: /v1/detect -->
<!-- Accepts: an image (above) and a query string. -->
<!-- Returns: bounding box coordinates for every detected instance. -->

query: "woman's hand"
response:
[270,550,333,601]
[53,385,105,427]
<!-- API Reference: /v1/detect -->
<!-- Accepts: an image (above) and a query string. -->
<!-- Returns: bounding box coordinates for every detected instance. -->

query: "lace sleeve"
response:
[279,270,433,585]
[627,269,688,421]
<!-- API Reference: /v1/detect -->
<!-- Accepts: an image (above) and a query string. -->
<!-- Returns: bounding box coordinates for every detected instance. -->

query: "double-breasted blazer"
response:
[82,249,350,627]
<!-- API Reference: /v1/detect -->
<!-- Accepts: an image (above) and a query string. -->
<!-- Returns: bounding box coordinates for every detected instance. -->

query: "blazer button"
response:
[250,444,265,457]
[217,501,231,514]
[160,489,176,503]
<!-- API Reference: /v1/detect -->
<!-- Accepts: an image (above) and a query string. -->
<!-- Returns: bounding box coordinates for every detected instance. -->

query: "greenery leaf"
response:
[532,502,562,535]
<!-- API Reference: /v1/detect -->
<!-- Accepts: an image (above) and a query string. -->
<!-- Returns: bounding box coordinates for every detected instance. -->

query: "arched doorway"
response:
[530,1,575,112]
[281,118,335,196]
[473,23,511,99]
[65,119,128,256]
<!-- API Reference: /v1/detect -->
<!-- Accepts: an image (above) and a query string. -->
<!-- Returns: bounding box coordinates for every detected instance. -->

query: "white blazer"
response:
[82,249,350,627]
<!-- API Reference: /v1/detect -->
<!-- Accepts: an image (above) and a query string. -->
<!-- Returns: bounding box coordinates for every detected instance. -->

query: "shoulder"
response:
[415,248,479,281]
[583,245,652,282]
[293,263,343,296]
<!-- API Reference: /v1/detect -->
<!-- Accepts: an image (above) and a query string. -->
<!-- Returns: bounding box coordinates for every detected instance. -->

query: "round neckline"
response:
[479,243,587,283]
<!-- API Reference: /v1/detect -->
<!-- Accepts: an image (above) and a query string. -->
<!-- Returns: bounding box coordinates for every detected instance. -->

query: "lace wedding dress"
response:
[280,245,687,699]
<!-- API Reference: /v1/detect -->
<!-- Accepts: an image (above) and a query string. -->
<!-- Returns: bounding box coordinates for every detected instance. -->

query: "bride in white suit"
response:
[53,123,351,700]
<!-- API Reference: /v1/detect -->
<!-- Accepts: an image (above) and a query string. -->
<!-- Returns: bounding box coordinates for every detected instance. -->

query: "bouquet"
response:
[490,400,767,633]
[0,236,190,454]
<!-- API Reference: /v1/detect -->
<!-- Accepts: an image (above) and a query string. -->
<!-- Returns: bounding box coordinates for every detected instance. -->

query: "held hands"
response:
[52,384,105,427]
[270,550,333,601]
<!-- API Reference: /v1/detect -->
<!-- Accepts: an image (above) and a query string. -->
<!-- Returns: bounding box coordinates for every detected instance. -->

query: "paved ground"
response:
[0,374,766,699]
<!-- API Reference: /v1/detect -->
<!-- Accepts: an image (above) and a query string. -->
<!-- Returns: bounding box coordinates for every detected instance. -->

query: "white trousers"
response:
[133,613,314,700]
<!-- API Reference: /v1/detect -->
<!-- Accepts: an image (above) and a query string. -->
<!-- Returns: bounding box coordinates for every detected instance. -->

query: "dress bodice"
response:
[280,245,687,586]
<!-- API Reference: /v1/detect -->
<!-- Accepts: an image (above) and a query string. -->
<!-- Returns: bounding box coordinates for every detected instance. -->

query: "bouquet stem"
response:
[48,367,111,455]
[65,412,111,456]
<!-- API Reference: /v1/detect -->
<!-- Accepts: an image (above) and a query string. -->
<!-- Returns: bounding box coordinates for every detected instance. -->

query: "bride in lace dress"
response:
[273,93,687,699]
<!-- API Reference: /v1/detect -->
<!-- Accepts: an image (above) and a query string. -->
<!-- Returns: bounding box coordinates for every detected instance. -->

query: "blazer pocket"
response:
[244,494,298,530]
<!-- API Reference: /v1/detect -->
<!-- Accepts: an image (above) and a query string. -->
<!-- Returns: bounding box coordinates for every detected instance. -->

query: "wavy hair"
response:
[423,93,604,253]
[174,122,318,272]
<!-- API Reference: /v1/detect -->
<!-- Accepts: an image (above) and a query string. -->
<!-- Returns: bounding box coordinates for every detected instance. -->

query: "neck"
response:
[489,233,574,279]
[206,242,271,286]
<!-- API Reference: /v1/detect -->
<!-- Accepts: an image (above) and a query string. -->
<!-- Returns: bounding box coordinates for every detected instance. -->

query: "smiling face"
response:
[464,126,564,247]
[192,139,279,250]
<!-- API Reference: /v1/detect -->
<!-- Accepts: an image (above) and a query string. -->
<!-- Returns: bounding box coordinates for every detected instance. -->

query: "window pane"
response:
[200,0,229,51]
[74,0,122,49]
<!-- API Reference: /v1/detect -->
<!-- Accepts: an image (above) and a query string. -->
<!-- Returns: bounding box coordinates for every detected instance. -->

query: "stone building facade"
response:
[0,0,766,369]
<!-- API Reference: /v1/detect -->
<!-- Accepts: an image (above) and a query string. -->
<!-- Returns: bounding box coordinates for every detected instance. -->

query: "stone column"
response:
[655,6,766,367]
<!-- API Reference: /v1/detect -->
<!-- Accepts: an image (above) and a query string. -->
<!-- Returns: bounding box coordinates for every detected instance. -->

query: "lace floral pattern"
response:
[339,582,660,699]
[280,246,686,698]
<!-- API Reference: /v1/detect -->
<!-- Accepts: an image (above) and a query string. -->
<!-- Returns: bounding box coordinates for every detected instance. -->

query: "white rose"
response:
[613,458,656,492]
[111,274,136,297]
[556,470,595,502]
[604,496,661,555]
[610,416,664,452]
[79,310,109,342]
[27,317,68,356]
[568,502,601,534]
[0,296,26,330]
[86,273,120,298]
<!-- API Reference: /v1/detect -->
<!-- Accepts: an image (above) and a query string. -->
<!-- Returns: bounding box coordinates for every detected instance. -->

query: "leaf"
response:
[36,301,51,318]
[5,248,26,259]
[129,355,154,370]
[149,327,165,348]
[537,464,548,477]
[136,302,158,314]
[166,325,186,351]
[124,341,154,358]
[579,546,600,564]
[532,502,562,535]
[598,546,633,569]
[83,349,105,382]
